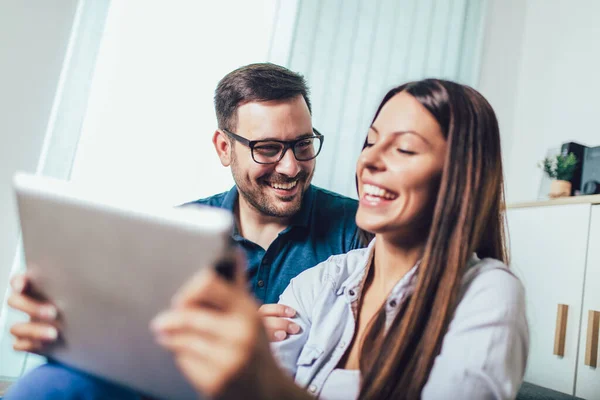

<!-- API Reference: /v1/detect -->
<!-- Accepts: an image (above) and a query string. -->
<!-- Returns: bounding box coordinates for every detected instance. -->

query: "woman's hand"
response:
[150,251,290,399]
[258,303,300,342]
[7,272,60,353]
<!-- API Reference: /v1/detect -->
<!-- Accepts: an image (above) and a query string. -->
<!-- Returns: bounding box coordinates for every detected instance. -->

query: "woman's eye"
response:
[365,142,375,148]
[397,148,416,155]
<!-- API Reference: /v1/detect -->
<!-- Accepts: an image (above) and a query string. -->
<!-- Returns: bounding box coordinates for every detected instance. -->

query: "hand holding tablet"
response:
[13,172,235,399]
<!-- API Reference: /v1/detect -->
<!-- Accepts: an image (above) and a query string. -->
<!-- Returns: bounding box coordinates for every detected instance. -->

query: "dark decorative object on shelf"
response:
[581,145,600,194]
[560,142,587,195]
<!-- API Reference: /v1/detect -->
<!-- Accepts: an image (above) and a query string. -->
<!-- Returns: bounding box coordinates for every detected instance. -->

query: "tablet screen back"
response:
[14,173,233,399]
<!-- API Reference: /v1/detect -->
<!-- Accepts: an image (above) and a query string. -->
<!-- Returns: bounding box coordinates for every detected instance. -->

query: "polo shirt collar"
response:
[289,184,315,229]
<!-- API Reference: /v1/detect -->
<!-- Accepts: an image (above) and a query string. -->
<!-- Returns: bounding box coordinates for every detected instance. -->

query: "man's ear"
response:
[213,130,232,166]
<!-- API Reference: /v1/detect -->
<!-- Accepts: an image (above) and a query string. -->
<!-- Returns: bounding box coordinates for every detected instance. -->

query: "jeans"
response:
[4,362,141,400]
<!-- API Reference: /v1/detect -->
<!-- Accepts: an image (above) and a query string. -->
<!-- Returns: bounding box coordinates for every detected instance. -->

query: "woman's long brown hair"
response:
[357,79,508,399]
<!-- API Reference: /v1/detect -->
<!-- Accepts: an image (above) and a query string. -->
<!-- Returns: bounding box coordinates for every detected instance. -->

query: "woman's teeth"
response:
[271,181,298,190]
[363,183,397,200]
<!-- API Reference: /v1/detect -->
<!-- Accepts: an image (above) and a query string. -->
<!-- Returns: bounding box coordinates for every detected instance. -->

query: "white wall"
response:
[0,0,297,378]
[477,0,527,172]
[70,0,293,206]
[0,0,79,324]
[480,0,600,203]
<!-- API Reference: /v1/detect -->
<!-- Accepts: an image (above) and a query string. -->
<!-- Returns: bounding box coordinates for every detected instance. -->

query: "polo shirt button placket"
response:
[257,254,269,292]
[309,384,318,394]
[261,256,270,268]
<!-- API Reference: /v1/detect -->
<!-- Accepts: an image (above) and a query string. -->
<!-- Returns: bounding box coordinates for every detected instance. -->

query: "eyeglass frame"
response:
[222,128,324,164]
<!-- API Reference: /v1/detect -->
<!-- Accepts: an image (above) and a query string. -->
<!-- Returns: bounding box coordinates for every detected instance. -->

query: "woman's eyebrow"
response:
[369,125,430,145]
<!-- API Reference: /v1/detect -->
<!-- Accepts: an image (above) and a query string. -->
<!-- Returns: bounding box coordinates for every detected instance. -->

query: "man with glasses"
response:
[185,63,361,306]
[5,63,364,399]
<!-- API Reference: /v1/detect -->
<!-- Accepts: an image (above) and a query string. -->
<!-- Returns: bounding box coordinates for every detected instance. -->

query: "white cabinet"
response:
[507,203,600,398]
[576,206,600,399]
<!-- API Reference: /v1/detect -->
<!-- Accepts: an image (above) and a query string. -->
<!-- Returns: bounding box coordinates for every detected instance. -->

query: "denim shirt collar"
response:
[337,238,482,309]
[336,239,375,296]
[221,185,316,237]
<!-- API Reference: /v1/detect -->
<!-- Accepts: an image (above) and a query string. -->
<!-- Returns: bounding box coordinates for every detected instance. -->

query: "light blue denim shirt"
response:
[271,239,529,399]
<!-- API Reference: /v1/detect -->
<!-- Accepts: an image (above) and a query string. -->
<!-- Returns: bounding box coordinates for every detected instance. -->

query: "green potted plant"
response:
[539,152,578,198]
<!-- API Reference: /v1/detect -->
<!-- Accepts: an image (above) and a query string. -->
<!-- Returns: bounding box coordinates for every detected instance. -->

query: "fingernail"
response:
[45,327,58,340]
[285,307,296,317]
[274,330,287,341]
[150,318,161,332]
[288,323,301,334]
[41,306,57,320]
[150,314,168,331]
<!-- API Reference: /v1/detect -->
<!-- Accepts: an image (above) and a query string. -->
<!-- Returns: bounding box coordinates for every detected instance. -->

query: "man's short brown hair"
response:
[214,63,311,131]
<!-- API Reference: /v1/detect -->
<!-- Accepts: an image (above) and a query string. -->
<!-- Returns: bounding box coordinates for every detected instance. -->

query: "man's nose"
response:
[275,148,302,177]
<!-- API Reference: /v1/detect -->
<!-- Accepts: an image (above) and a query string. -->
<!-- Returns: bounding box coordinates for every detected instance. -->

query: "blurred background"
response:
[1,1,599,397]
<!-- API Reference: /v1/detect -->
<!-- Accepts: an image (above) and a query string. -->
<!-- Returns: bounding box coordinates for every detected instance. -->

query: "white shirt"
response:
[320,369,360,400]
[271,239,529,399]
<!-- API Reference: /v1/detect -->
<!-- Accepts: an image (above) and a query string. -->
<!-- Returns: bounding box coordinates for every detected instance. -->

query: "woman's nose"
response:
[358,143,386,172]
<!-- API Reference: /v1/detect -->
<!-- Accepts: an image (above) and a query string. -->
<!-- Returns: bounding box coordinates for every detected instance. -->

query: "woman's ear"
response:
[213,130,233,166]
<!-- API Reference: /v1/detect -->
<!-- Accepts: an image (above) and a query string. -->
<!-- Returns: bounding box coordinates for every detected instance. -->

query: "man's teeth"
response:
[363,183,397,200]
[271,181,298,190]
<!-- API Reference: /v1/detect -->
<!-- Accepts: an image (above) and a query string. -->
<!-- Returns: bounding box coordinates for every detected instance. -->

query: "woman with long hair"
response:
[152,79,529,399]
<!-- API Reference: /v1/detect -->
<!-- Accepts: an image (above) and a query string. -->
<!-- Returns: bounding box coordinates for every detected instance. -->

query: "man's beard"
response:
[230,154,312,218]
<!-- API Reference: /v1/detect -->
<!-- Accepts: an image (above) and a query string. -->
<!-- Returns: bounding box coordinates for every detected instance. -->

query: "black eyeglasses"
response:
[222,128,324,165]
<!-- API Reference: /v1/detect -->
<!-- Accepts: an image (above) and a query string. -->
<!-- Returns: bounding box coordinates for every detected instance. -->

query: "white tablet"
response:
[13,172,234,400]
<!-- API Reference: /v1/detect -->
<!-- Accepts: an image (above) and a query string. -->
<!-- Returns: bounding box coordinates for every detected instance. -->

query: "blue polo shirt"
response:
[185,185,363,304]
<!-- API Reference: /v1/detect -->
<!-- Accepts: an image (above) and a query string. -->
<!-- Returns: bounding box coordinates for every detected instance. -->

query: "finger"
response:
[158,332,239,376]
[12,271,50,302]
[258,303,296,318]
[7,292,57,321]
[155,332,219,360]
[262,317,301,342]
[13,338,44,353]
[263,316,300,334]
[271,330,287,342]
[10,274,29,294]
[151,308,228,338]
[172,353,229,398]
[171,269,238,310]
[10,322,58,342]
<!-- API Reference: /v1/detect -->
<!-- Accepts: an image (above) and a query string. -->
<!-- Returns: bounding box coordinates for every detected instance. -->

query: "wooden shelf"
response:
[507,194,600,209]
